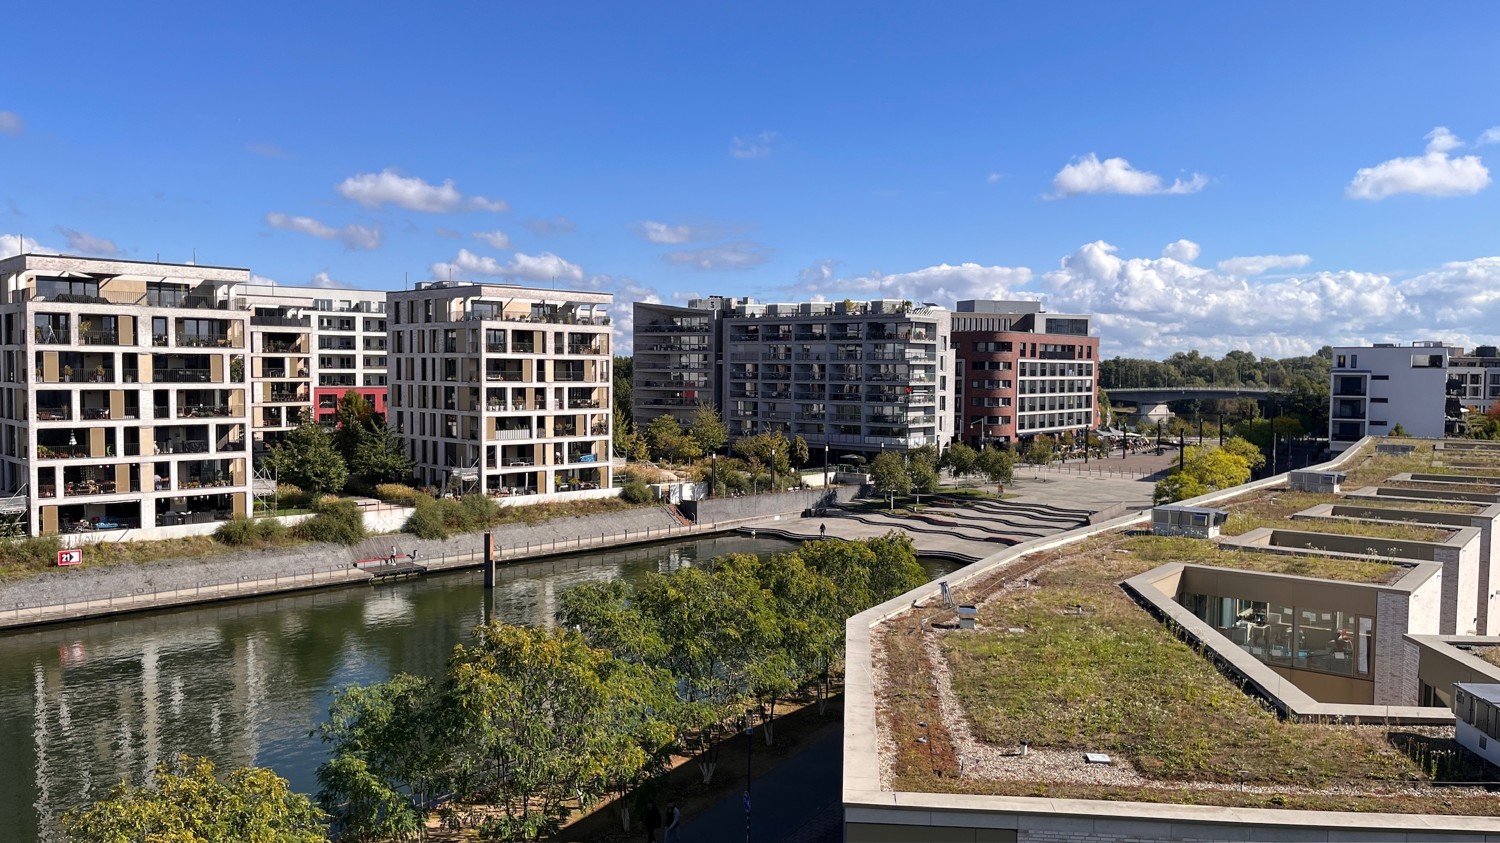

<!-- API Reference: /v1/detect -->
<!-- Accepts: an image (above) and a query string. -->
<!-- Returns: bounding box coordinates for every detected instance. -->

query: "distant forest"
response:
[1100,347,1332,437]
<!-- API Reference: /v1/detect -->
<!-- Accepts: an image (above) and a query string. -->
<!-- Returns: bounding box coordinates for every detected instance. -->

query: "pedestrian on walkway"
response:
[663,799,682,842]
[819,522,826,537]
[643,799,662,842]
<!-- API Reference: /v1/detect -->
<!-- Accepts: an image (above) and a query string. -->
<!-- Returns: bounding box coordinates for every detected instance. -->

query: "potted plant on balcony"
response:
[92,364,106,383]
[62,365,74,382]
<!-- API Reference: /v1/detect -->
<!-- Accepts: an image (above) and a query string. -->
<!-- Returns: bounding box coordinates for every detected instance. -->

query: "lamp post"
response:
[710,452,717,498]
[822,443,829,487]
[1218,413,1224,446]
[744,708,757,843]
[770,447,776,493]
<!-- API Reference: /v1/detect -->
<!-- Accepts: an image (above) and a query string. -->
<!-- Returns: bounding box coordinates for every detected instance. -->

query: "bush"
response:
[294,499,366,545]
[620,481,653,504]
[275,483,313,509]
[459,493,498,527]
[214,517,259,546]
[404,496,450,540]
[4,535,62,566]
[373,483,419,505]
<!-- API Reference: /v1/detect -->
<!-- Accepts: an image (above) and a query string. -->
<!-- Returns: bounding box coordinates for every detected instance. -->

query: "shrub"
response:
[403,495,450,540]
[255,519,288,542]
[275,483,313,509]
[214,517,259,546]
[620,481,653,504]
[459,493,498,527]
[4,535,62,566]
[294,499,365,545]
[373,483,419,505]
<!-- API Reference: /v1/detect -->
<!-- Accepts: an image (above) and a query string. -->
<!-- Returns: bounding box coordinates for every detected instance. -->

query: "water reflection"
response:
[0,535,958,842]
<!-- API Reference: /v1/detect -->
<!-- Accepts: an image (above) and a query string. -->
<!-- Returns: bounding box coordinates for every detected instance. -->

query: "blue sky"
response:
[5,3,1500,357]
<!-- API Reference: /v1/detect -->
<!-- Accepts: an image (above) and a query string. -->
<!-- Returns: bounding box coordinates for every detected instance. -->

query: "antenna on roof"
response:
[404,271,408,291]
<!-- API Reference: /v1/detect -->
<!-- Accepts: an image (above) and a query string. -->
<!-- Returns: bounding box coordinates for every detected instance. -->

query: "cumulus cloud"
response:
[430,249,585,285]
[55,226,119,256]
[730,131,779,159]
[473,229,511,249]
[523,216,577,237]
[1049,153,1207,198]
[1346,127,1491,199]
[1216,253,1313,276]
[662,241,771,271]
[310,271,352,289]
[265,212,381,250]
[1478,127,1500,147]
[336,168,507,212]
[798,259,839,285]
[1161,239,1200,263]
[0,233,54,258]
[795,261,1034,305]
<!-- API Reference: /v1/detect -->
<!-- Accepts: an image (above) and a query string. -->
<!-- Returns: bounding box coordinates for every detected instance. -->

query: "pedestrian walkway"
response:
[679,729,842,843]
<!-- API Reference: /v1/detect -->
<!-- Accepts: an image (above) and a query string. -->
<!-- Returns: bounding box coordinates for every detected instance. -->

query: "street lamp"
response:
[744,707,758,843]
[710,453,717,498]
[770,447,776,493]
[822,443,829,488]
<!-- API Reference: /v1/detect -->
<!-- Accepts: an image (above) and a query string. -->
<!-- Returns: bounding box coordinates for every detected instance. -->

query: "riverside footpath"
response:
[0,488,849,631]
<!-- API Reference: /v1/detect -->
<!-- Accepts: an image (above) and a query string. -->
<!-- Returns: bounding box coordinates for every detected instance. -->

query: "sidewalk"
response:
[678,728,842,843]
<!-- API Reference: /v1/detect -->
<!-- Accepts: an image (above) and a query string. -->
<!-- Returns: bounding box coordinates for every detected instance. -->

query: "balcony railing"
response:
[177,334,232,348]
[157,369,213,383]
[265,391,303,403]
[252,314,310,327]
[178,405,233,418]
[35,409,71,421]
[33,327,69,345]
[263,340,303,353]
[79,330,118,345]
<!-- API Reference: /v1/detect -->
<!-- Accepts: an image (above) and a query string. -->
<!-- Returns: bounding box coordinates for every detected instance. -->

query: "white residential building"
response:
[387,281,612,496]
[1329,342,1455,452]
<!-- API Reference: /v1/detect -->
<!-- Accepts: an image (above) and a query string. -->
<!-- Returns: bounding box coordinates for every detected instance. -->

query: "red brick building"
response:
[952,300,1099,447]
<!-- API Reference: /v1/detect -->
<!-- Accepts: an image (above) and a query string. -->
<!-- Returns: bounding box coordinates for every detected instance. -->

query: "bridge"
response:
[1107,386,1281,419]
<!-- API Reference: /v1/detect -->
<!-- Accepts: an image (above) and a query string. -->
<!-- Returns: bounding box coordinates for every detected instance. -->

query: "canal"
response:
[0,534,961,842]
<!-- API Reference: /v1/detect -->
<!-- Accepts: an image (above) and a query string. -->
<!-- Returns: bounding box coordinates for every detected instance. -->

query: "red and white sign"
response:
[56,549,82,566]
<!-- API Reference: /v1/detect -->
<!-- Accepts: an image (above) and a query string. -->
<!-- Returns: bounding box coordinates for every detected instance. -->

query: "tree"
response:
[1024,435,1055,466]
[911,459,940,495]
[789,434,810,469]
[61,755,325,843]
[612,410,649,461]
[976,445,1015,483]
[447,622,674,841]
[316,674,446,842]
[686,403,728,455]
[350,427,413,487]
[732,431,791,477]
[942,442,978,480]
[643,414,701,464]
[1221,435,1266,470]
[613,355,634,429]
[264,422,347,494]
[869,451,911,496]
[1153,443,1254,504]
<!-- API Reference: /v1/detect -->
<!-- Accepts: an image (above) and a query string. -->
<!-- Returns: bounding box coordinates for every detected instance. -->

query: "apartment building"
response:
[717,299,953,456]
[632,297,732,430]
[231,283,388,455]
[1329,342,1456,452]
[951,300,1099,447]
[1446,345,1500,417]
[0,254,253,536]
[387,282,612,496]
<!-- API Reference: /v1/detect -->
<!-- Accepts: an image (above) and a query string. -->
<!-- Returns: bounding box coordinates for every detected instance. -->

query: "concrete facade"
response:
[1328,342,1454,451]
[387,281,613,495]
[0,254,254,536]
[631,297,732,431]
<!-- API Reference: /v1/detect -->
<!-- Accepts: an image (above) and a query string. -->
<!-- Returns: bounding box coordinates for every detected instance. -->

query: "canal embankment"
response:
[0,487,850,631]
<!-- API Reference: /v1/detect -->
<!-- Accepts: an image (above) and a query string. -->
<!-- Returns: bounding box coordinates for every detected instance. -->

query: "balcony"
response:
[157,369,213,383]
[263,339,303,353]
[177,334,232,348]
[35,408,71,421]
[265,391,303,403]
[252,314,310,327]
[79,330,118,346]
[63,479,119,497]
[178,404,233,419]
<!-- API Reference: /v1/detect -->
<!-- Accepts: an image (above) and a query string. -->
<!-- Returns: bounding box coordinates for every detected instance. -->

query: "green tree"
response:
[869,451,911,496]
[789,434,810,469]
[447,622,674,841]
[1153,443,1254,504]
[61,755,325,843]
[1221,435,1266,470]
[613,355,634,429]
[1024,435,1055,466]
[911,459,940,495]
[976,445,1015,484]
[350,427,413,487]
[643,414,701,464]
[316,674,445,842]
[612,410,649,461]
[686,403,728,455]
[264,422,347,494]
[732,431,791,477]
[941,442,979,480]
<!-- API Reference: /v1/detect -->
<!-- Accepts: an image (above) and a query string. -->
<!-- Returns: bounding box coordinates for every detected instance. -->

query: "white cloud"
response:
[310,271,352,289]
[730,131,779,159]
[796,261,1034,305]
[430,249,585,284]
[1216,253,1312,276]
[265,212,381,250]
[0,233,54,258]
[250,273,278,286]
[986,172,1004,185]
[55,226,119,256]
[473,229,511,249]
[1049,153,1207,198]
[637,221,697,244]
[336,168,507,213]
[1161,239,1200,263]
[662,241,770,271]
[798,259,839,284]
[523,216,577,237]
[0,111,23,135]
[1478,127,1500,147]
[246,141,288,158]
[1346,128,1491,199]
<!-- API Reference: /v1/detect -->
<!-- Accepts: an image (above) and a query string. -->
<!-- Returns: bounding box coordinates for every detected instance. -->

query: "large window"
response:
[1180,592,1372,679]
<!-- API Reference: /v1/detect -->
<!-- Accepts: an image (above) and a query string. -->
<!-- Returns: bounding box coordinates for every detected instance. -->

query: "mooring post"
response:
[483,532,496,589]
